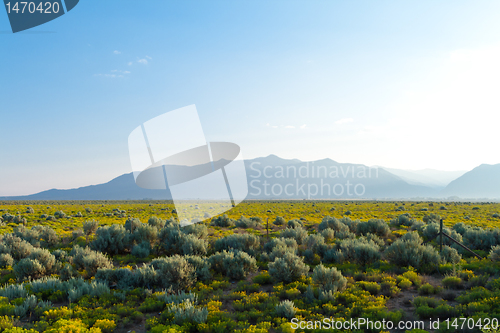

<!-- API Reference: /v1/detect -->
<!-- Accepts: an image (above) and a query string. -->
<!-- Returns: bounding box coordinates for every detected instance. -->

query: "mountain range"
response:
[1,155,499,201]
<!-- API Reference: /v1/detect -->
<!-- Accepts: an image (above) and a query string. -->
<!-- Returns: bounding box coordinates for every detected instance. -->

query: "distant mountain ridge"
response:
[380,167,467,188]
[1,155,499,201]
[440,164,500,199]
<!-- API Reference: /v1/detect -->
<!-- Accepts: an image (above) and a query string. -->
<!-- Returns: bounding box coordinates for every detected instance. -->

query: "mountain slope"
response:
[0,155,444,200]
[380,167,466,188]
[440,164,500,199]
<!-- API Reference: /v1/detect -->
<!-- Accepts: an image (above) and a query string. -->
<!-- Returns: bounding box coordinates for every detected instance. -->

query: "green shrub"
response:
[1,214,14,223]
[209,250,257,280]
[304,234,326,256]
[96,268,135,290]
[148,216,166,229]
[180,234,207,256]
[364,233,385,247]
[321,228,335,241]
[333,237,380,266]
[268,245,296,262]
[418,283,437,295]
[452,222,470,235]
[159,224,185,254]
[134,265,159,288]
[214,234,260,256]
[157,290,197,305]
[385,232,441,273]
[82,220,99,243]
[358,281,381,295]
[442,276,462,289]
[235,216,259,229]
[124,217,142,232]
[486,277,500,291]
[398,278,412,289]
[273,216,286,226]
[28,248,56,274]
[279,227,308,245]
[415,305,435,319]
[13,258,45,281]
[410,220,426,231]
[275,300,296,320]
[183,223,208,238]
[54,211,66,219]
[422,222,439,240]
[0,285,27,300]
[441,246,461,264]
[381,277,400,297]
[52,249,68,262]
[93,319,116,333]
[356,219,390,237]
[0,234,34,260]
[211,214,235,227]
[312,264,347,293]
[253,271,272,285]
[132,242,151,258]
[14,225,59,247]
[131,224,158,245]
[59,263,78,281]
[268,252,309,283]
[91,224,128,254]
[390,213,419,227]
[318,216,349,233]
[463,228,499,251]
[167,299,208,325]
[0,315,14,330]
[263,238,298,253]
[70,245,113,277]
[489,245,500,262]
[184,255,211,282]
[423,213,440,224]
[287,219,303,229]
[402,270,421,286]
[150,255,196,291]
[0,254,14,268]
[351,242,381,266]
[467,274,489,288]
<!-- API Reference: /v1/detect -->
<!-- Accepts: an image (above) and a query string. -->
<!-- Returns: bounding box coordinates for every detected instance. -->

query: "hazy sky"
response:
[2,1,500,196]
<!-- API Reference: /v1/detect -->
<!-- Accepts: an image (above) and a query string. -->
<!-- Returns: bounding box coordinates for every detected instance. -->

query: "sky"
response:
[1,1,500,196]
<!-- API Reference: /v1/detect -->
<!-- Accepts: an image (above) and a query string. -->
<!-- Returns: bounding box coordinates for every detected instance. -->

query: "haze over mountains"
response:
[1,155,499,201]
[380,167,467,188]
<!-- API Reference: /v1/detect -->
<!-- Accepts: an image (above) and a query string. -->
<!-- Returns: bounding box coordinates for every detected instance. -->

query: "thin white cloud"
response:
[128,62,133,66]
[111,70,131,74]
[146,56,152,60]
[113,50,121,55]
[266,123,303,129]
[137,58,148,65]
[94,74,124,78]
[335,118,354,125]
[94,70,130,78]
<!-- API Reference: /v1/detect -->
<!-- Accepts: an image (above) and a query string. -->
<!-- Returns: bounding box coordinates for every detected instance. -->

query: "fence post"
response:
[440,218,443,253]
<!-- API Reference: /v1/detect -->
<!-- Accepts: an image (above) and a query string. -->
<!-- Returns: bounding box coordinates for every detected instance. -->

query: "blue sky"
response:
[2,1,500,195]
